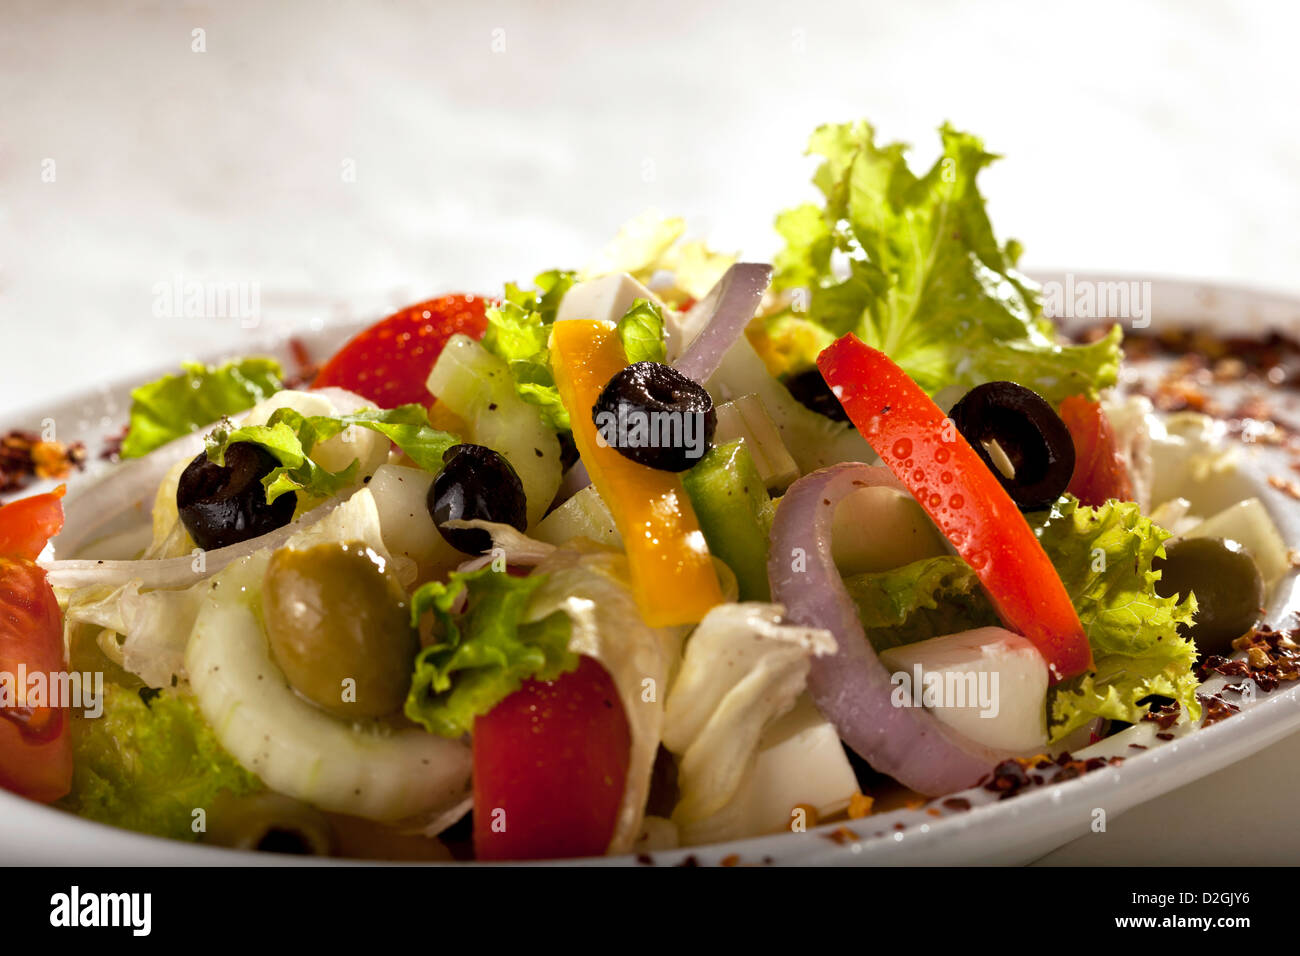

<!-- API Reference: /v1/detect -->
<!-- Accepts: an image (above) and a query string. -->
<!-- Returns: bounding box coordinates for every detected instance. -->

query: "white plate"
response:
[3,274,1299,866]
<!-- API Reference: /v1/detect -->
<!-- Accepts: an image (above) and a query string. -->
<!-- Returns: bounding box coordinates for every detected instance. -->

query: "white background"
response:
[2,0,1298,863]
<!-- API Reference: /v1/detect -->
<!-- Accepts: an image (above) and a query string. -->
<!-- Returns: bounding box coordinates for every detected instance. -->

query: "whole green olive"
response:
[204,791,336,855]
[1153,536,1265,657]
[263,541,416,718]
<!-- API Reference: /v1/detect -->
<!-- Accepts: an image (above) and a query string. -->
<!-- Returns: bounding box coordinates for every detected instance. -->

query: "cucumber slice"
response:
[425,335,562,527]
[682,440,774,601]
[533,485,622,548]
[186,552,471,822]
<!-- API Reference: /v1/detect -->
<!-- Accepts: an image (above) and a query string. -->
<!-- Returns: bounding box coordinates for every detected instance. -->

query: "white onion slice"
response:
[767,462,1004,795]
[41,497,343,591]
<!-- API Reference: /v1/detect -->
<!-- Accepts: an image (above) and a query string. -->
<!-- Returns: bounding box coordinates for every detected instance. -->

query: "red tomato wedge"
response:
[818,336,1092,683]
[1060,395,1134,507]
[0,487,73,803]
[313,294,489,408]
[0,484,65,562]
[472,657,630,861]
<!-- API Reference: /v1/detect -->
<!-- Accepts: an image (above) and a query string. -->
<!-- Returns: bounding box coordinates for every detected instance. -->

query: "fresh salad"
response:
[1,118,1290,861]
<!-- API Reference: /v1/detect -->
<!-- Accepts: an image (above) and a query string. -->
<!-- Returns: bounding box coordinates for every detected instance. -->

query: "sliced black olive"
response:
[176,442,296,551]
[428,444,528,555]
[1153,536,1265,657]
[948,381,1075,511]
[591,361,717,472]
[784,368,850,423]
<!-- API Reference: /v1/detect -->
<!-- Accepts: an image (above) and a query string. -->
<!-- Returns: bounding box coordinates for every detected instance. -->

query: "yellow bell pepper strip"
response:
[550,319,723,626]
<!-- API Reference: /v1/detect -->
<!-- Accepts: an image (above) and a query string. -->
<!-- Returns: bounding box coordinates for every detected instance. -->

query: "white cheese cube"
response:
[878,627,1048,753]
[555,273,663,325]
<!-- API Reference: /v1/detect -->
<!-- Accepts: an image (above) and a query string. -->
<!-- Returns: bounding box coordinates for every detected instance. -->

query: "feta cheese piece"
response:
[879,627,1048,753]
[555,272,662,325]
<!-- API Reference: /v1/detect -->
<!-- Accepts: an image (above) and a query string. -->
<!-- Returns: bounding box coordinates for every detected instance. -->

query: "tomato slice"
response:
[818,336,1092,683]
[0,485,65,562]
[1059,395,1134,507]
[0,489,72,803]
[313,294,489,409]
[472,657,630,861]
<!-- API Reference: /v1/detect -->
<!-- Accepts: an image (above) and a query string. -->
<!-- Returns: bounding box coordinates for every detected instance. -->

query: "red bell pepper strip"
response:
[817,336,1092,683]
[1060,395,1134,507]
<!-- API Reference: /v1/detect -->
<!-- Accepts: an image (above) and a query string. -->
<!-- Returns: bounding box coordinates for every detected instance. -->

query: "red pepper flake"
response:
[1269,475,1300,500]
[985,759,1031,798]
[823,826,859,845]
[0,430,87,493]
[941,797,972,812]
[1201,625,1300,693]
[720,853,741,867]
[1142,698,1182,730]
[281,337,320,390]
[1199,692,1241,727]
[1155,732,1175,741]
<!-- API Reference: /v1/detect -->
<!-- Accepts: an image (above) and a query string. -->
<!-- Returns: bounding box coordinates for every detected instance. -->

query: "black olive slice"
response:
[428,444,528,555]
[784,368,851,423]
[948,381,1075,511]
[177,442,296,551]
[591,361,717,472]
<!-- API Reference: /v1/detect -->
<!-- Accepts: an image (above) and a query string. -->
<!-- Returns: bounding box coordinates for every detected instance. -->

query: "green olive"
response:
[204,791,336,855]
[263,541,416,718]
[1153,536,1265,657]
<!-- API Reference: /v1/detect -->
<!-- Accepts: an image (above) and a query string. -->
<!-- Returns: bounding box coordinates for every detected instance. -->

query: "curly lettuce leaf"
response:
[770,121,1122,403]
[844,555,998,652]
[1030,496,1200,740]
[206,404,459,503]
[58,685,261,841]
[121,358,283,458]
[404,568,577,738]
[617,298,667,364]
[480,269,576,431]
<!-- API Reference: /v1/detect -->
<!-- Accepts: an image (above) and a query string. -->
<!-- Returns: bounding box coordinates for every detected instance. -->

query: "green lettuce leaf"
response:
[206,404,459,503]
[121,358,283,458]
[1029,496,1200,740]
[404,568,578,738]
[770,120,1122,403]
[617,298,667,364]
[58,685,261,841]
[844,555,998,652]
[480,269,576,431]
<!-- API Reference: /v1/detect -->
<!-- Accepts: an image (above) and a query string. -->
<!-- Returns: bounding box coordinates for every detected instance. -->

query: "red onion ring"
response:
[767,462,1003,795]
[673,263,772,384]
